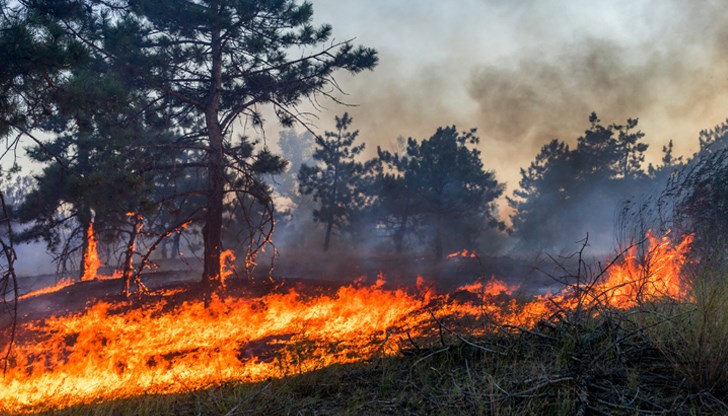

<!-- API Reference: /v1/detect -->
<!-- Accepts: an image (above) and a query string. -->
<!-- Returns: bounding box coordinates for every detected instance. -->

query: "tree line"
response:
[2,0,727,297]
[282,111,728,262]
[292,114,504,259]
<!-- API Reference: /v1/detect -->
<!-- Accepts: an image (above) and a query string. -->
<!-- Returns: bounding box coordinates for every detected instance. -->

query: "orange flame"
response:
[220,249,235,286]
[0,280,427,413]
[0,231,694,413]
[446,249,477,259]
[592,231,694,308]
[19,277,75,300]
[80,222,101,281]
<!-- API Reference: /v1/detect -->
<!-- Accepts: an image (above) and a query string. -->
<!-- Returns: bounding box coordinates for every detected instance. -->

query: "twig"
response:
[427,310,506,356]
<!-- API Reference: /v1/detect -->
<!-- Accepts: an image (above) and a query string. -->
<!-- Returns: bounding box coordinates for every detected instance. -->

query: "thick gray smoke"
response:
[309,0,728,188]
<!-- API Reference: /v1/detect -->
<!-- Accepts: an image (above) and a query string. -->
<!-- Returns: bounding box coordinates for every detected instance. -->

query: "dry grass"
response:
[41,297,728,415]
[641,264,728,397]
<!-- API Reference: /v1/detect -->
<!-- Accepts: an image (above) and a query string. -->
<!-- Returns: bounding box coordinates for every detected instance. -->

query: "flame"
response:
[220,249,235,286]
[0,231,694,413]
[80,222,101,282]
[0,280,427,413]
[457,276,517,297]
[446,249,477,259]
[19,277,75,300]
[592,231,694,308]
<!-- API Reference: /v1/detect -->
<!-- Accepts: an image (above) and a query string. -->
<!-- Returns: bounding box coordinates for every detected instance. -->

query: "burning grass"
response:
[2,231,723,415]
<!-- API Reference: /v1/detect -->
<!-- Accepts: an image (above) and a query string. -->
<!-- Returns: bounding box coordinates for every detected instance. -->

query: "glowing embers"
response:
[446,249,477,259]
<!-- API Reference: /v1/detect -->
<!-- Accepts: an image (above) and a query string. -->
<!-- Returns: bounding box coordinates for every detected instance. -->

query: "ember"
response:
[446,249,478,259]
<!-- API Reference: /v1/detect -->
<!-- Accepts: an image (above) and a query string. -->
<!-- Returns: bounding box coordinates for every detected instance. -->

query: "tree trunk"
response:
[121,216,142,297]
[172,232,181,257]
[160,240,168,260]
[202,139,224,288]
[394,212,409,254]
[323,219,333,251]
[434,215,443,260]
[77,137,92,281]
[201,24,224,290]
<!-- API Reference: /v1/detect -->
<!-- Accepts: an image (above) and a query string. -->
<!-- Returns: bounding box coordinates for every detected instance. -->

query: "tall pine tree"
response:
[18,0,377,288]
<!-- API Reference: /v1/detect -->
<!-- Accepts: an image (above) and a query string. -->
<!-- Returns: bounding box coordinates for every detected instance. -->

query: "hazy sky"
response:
[296,0,728,192]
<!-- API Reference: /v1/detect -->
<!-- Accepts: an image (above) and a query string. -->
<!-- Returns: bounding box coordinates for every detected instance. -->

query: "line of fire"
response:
[2,1,728,415]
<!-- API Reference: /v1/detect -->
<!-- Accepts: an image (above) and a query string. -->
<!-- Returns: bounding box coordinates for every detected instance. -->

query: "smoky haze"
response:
[257,0,728,284]
[308,0,728,189]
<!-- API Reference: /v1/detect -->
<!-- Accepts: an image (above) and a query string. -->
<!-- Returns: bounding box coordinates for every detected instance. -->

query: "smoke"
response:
[468,23,728,149]
[307,0,728,190]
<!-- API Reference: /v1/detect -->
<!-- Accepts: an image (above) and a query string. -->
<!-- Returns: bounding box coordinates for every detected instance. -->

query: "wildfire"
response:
[592,231,694,308]
[0,282,428,413]
[80,222,101,282]
[0,232,694,414]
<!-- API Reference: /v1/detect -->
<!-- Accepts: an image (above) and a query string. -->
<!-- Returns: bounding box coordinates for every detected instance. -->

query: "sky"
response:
[294,0,728,198]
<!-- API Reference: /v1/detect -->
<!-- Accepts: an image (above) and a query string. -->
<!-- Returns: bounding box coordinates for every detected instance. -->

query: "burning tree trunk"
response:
[80,221,100,282]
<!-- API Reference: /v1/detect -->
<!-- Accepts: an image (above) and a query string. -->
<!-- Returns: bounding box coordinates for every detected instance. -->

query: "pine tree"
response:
[13,0,377,289]
[378,127,504,259]
[298,113,369,251]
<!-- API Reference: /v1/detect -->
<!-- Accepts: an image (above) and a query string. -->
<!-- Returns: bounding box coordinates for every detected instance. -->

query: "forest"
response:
[2,1,728,415]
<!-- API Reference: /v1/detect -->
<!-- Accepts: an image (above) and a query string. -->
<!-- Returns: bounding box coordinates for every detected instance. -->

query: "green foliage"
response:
[110,0,377,129]
[377,126,504,258]
[4,0,377,279]
[273,129,314,200]
[101,0,376,280]
[0,2,88,137]
[14,54,177,256]
[509,113,650,251]
[298,113,370,250]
